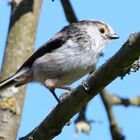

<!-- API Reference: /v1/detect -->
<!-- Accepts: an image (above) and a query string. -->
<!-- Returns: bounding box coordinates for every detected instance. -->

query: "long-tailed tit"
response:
[0,20,119,103]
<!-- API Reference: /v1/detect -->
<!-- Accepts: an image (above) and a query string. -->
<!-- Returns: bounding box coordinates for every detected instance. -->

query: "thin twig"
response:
[100,89,125,140]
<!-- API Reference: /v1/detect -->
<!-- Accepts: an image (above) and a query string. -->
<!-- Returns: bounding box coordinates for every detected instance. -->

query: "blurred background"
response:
[0,0,140,140]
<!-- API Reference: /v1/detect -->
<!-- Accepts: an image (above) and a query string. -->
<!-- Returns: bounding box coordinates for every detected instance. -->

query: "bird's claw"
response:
[82,81,90,91]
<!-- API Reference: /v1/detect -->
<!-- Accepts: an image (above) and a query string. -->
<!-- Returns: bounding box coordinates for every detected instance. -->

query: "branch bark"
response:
[100,89,125,140]
[0,0,42,140]
[20,32,140,140]
[74,105,92,134]
[110,95,140,106]
[60,0,78,23]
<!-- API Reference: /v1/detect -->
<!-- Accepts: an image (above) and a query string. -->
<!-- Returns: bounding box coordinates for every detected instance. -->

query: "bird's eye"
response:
[99,28,105,34]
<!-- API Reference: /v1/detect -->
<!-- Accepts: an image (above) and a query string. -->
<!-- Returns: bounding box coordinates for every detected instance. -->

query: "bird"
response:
[0,20,119,103]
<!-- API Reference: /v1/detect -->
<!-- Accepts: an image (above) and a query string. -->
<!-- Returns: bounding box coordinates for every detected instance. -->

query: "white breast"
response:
[32,39,99,86]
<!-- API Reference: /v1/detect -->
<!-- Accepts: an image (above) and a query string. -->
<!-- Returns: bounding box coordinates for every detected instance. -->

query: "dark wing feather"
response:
[17,31,66,72]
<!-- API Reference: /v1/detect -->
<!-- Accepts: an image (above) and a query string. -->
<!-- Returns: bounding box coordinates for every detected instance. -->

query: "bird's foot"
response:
[48,86,73,103]
[55,86,73,91]
[82,80,90,91]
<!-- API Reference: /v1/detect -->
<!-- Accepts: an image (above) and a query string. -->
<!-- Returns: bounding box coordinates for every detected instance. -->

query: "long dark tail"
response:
[0,69,29,91]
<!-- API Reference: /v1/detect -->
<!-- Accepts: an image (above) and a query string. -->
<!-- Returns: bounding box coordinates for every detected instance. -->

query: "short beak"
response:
[108,33,119,39]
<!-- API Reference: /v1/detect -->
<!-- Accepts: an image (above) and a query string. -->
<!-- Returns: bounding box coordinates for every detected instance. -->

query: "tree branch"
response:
[100,89,125,140]
[108,94,140,106]
[0,0,42,140]
[100,89,140,140]
[60,0,78,23]
[20,32,140,140]
[74,105,91,134]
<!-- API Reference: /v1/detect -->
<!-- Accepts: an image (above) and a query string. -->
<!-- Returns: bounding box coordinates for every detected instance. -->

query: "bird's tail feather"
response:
[0,69,29,91]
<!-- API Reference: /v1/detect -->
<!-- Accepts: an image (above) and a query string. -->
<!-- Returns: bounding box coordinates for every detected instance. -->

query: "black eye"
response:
[100,28,105,34]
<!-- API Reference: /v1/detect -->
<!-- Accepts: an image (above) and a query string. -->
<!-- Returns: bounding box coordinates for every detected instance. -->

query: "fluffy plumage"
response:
[0,20,119,102]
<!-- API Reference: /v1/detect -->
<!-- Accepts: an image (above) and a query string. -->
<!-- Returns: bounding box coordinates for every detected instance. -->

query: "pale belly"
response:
[32,48,98,88]
[32,61,94,88]
[54,68,90,86]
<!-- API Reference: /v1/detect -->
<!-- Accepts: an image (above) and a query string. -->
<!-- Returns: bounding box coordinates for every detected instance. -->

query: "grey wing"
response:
[16,31,67,72]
